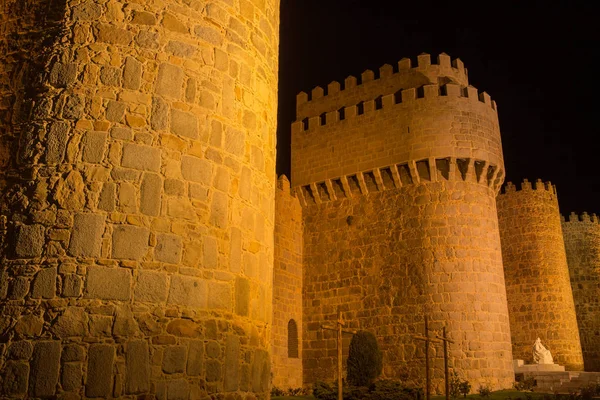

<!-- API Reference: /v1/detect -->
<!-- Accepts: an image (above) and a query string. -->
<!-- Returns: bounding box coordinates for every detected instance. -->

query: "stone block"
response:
[132,10,157,25]
[135,271,168,303]
[210,191,228,228]
[155,63,184,99]
[105,101,126,123]
[140,173,162,216]
[54,170,85,210]
[86,344,114,398]
[155,234,182,264]
[29,341,61,397]
[252,349,270,392]
[206,341,220,358]
[112,225,150,260]
[31,267,57,299]
[224,335,240,391]
[187,340,204,376]
[14,224,45,258]
[61,363,82,391]
[100,66,121,86]
[166,319,201,338]
[162,346,187,374]
[121,143,161,172]
[151,97,169,131]
[167,379,189,400]
[206,360,222,382]
[194,25,222,46]
[125,340,150,394]
[224,126,245,157]
[0,270,8,299]
[7,341,33,360]
[49,62,77,87]
[208,281,232,310]
[82,131,108,163]
[46,121,69,164]
[98,182,116,211]
[170,109,198,139]
[62,344,85,362]
[2,361,29,395]
[72,2,102,20]
[235,277,250,317]
[181,155,212,184]
[68,213,105,257]
[85,266,132,301]
[123,56,142,90]
[62,274,82,297]
[167,275,206,307]
[88,315,113,336]
[52,307,88,338]
[95,23,133,46]
[113,305,139,336]
[14,314,43,337]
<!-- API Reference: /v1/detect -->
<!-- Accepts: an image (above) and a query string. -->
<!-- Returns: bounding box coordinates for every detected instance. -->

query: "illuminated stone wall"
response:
[0,0,280,398]
[292,54,514,392]
[497,180,584,370]
[562,212,600,371]
[271,175,303,389]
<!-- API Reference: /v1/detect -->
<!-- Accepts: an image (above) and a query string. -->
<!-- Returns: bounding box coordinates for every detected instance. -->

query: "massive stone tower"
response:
[291,54,514,391]
[562,212,600,372]
[497,180,584,370]
[0,0,279,398]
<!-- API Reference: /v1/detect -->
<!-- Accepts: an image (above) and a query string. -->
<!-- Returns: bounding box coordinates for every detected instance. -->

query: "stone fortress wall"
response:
[497,180,584,370]
[0,0,280,398]
[271,176,303,388]
[291,53,514,392]
[562,212,600,371]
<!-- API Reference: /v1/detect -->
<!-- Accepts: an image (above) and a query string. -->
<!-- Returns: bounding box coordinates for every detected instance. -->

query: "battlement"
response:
[293,156,503,206]
[500,179,557,196]
[295,53,472,120]
[562,212,600,224]
[292,83,496,135]
[297,53,468,107]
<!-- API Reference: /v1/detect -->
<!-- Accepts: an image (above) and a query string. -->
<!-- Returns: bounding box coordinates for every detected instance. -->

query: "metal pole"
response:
[425,316,430,400]
[444,327,449,400]
[338,307,343,400]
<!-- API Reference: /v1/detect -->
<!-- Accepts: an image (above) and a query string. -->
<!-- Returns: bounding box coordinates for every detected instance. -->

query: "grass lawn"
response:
[273,390,544,400]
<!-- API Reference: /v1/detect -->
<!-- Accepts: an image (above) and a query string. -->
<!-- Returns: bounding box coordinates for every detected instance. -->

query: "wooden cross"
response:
[411,316,455,400]
[321,306,357,400]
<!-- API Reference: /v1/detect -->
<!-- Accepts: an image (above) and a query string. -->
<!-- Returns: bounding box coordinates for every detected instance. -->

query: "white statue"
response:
[533,338,553,364]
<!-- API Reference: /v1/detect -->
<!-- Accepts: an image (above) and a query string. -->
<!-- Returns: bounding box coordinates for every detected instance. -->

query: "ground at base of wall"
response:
[274,390,550,400]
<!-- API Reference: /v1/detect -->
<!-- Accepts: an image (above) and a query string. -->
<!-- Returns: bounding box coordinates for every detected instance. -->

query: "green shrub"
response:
[346,330,383,387]
[271,386,285,397]
[478,384,492,398]
[312,380,421,400]
[449,372,471,398]
[514,376,537,392]
[459,380,472,397]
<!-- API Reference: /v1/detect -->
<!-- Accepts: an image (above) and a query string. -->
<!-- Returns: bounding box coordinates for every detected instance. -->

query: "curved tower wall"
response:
[292,53,514,392]
[497,180,583,370]
[0,0,279,398]
[562,212,600,371]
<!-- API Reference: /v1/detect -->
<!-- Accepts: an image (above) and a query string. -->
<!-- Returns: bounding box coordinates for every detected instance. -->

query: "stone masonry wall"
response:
[562,212,600,372]
[271,175,303,389]
[0,0,280,398]
[497,180,584,370]
[301,176,514,393]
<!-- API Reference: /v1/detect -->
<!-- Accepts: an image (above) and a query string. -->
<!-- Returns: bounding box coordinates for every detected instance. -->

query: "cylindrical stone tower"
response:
[497,180,584,370]
[0,0,279,398]
[562,212,600,371]
[292,54,514,392]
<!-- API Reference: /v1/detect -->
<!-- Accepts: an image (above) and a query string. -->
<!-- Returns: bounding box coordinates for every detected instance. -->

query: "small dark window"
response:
[288,319,299,358]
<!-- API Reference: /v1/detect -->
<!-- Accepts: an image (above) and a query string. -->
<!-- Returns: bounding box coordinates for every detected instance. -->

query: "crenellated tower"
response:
[291,53,514,391]
[562,212,600,371]
[497,180,584,370]
[0,0,280,398]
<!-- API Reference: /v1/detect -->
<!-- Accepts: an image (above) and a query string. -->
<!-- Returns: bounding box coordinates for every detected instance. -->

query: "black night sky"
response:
[276,0,599,215]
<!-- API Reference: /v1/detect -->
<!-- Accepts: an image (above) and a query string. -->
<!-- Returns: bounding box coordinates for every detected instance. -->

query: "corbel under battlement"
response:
[296,53,469,109]
[291,83,496,135]
[292,157,503,207]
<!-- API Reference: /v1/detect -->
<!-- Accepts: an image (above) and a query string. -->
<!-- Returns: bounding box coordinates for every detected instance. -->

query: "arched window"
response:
[288,319,299,358]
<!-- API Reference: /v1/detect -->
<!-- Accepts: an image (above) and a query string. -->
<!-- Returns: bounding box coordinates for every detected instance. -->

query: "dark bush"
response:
[347,330,383,387]
[313,379,421,400]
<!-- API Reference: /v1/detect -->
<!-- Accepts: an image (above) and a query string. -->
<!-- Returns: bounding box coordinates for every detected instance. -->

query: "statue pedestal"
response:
[514,359,566,372]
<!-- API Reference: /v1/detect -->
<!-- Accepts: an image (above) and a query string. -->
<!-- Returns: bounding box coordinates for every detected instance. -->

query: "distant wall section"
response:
[562,212,600,371]
[272,176,304,388]
[497,180,583,370]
